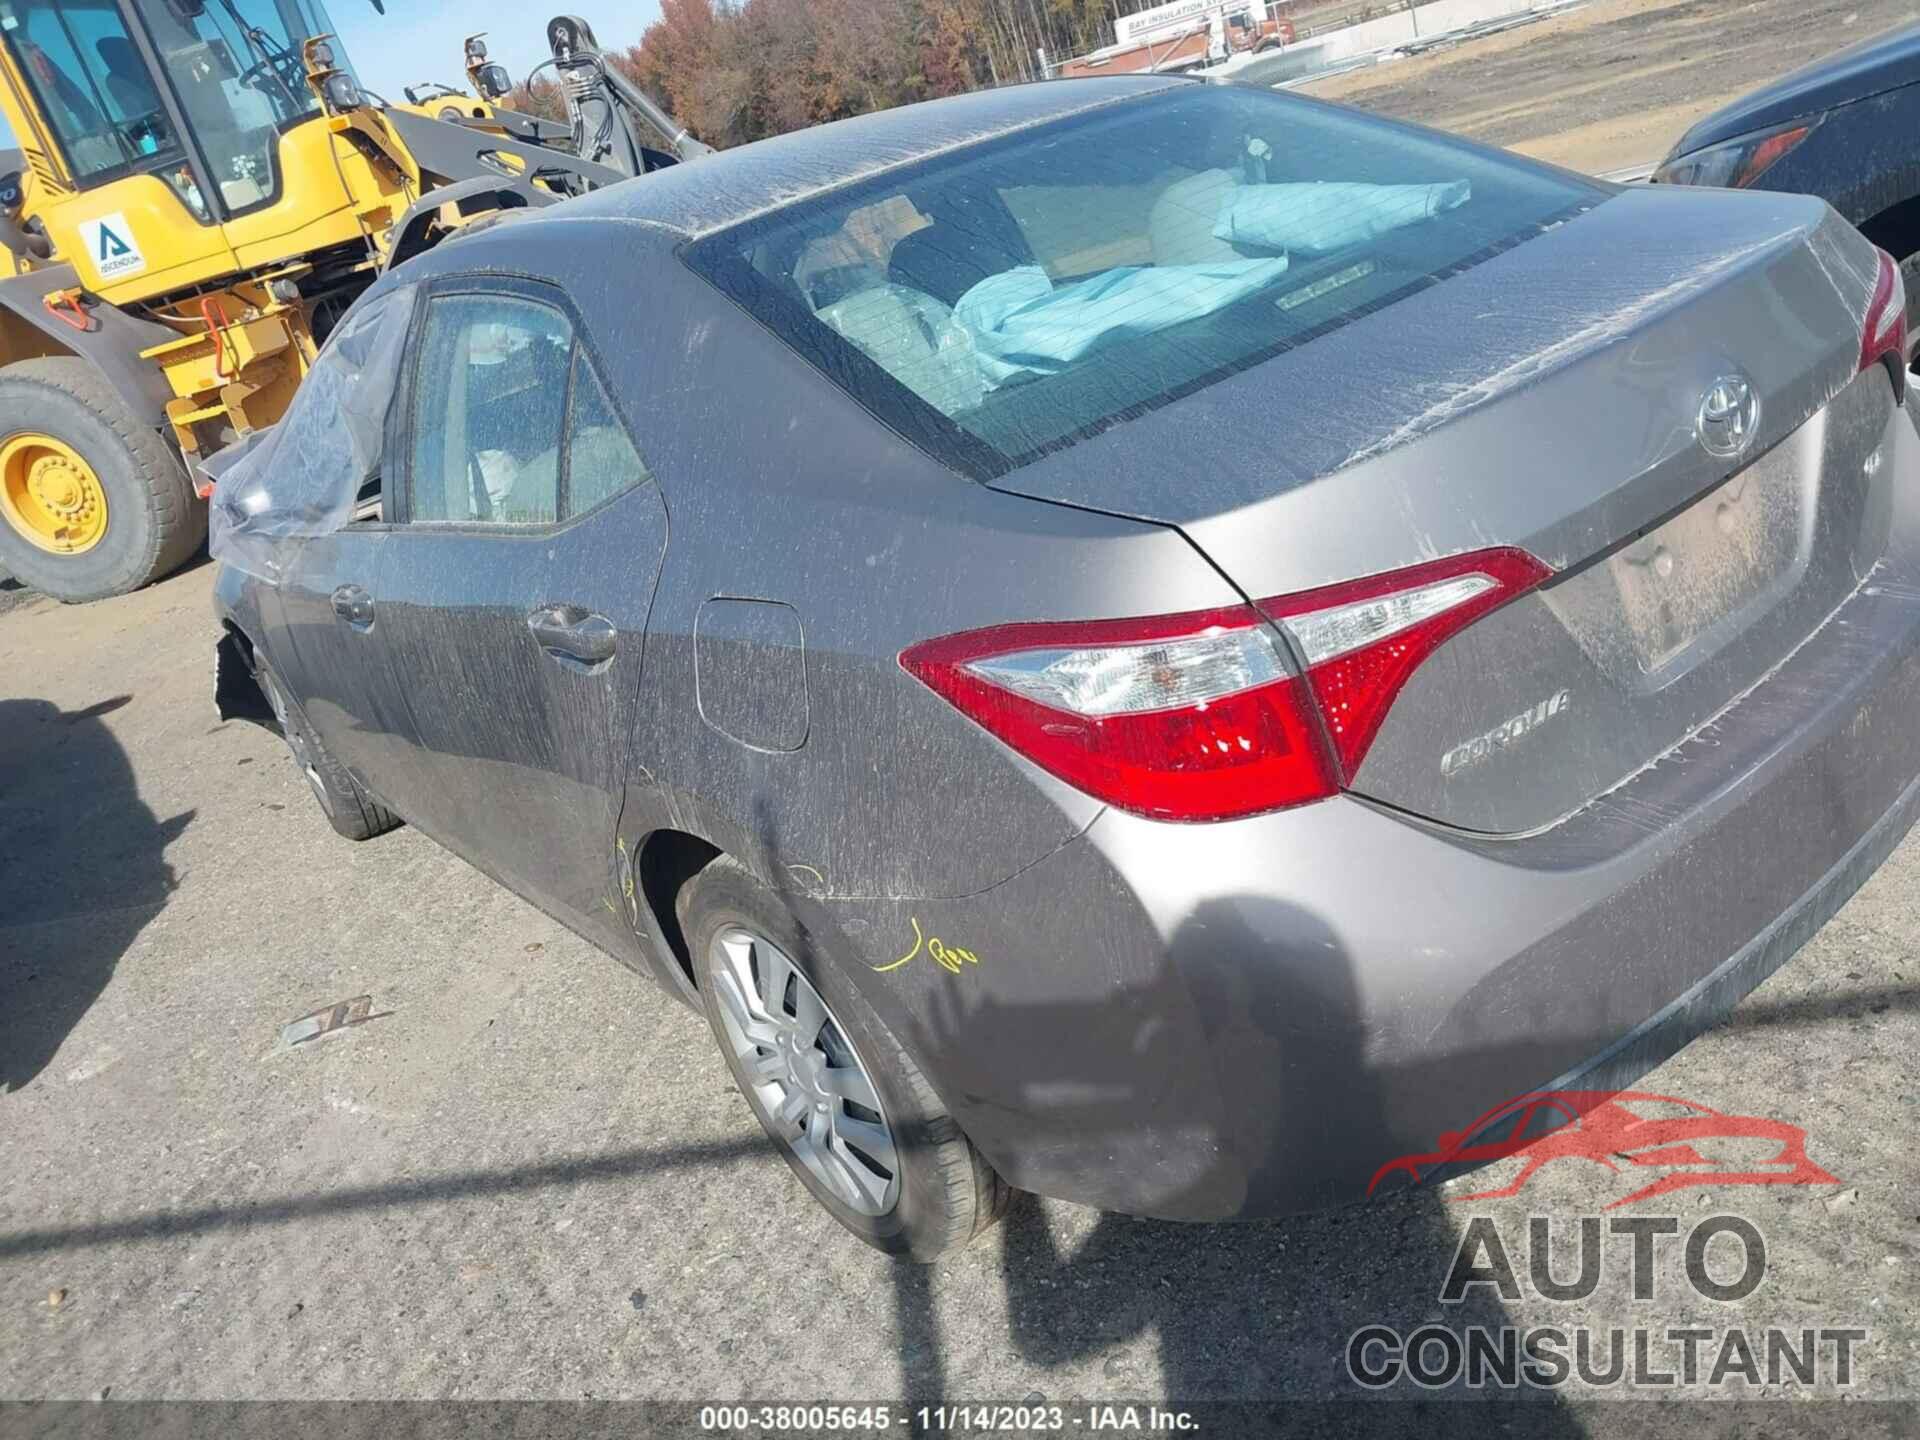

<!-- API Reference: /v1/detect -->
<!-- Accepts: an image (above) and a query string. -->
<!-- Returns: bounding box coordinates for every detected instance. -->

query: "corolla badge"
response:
[1697,374,1760,460]
[1441,688,1571,777]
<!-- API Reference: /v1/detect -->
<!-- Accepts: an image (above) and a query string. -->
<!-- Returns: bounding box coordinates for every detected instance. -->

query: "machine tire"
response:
[0,357,202,602]
[679,856,1010,1259]
[256,658,402,842]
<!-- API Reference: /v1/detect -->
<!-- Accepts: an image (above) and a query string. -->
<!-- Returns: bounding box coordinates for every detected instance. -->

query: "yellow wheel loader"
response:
[0,4,702,601]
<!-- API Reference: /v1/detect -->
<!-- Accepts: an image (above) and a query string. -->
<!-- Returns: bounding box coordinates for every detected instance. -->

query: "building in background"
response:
[1059,0,1296,77]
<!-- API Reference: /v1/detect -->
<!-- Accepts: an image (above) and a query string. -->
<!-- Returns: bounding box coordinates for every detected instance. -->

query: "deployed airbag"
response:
[1212,180,1471,256]
[954,258,1290,388]
[815,282,985,415]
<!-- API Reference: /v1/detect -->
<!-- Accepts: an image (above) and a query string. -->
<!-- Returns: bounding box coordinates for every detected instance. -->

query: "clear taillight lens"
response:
[966,625,1289,716]
[1281,572,1497,665]
[901,547,1551,822]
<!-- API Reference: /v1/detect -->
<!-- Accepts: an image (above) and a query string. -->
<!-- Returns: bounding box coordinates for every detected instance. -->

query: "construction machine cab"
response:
[0,0,354,222]
[0,4,704,602]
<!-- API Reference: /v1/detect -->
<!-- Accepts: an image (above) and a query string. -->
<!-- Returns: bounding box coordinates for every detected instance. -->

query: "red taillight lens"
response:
[1264,547,1553,778]
[1861,246,1908,390]
[900,547,1550,822]
[900,605,1337,821]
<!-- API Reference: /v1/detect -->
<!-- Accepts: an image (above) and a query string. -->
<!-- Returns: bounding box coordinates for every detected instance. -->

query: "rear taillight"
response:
[1265,548,1551,779]
[1861,247,1908,395]
[900,605,1336,821]
[900,547,1550,822]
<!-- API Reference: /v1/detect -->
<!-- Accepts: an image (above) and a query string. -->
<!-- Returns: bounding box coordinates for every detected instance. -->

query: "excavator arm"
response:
[540,14,712,177]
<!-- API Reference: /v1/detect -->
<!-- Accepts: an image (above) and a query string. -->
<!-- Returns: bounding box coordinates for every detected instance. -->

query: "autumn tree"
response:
[505,0,1203,150]
[503,73,567,122]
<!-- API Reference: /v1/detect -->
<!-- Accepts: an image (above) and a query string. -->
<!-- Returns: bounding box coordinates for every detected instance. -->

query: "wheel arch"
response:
[623,806,851,1010]
[632,827,724,1007]
[619,787,929,1020]
[214,619,277,731]
[0,266,182,426]
[0,301,71,369]
[382,176,568,275]
[1859,192,1920,256]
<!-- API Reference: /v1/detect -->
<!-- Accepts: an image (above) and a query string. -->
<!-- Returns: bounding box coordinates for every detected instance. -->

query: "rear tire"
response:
[256,659,402,842]
[679,856,1009,1259]
[0,357,202,602]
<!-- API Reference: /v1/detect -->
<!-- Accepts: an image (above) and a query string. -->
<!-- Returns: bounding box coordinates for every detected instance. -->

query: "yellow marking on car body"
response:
[875,916,981,975]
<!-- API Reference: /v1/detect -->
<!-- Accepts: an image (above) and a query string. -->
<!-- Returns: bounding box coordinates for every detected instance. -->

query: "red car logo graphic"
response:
[1368,1089,1838,1208]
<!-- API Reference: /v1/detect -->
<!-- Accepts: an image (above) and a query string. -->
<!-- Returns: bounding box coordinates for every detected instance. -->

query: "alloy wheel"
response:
[260,670,333,816]
[708,926,900,1216]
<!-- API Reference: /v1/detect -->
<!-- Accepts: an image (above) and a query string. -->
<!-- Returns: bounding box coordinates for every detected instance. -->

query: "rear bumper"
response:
[1545,756,1920,1098]
[814,426,1920,1223]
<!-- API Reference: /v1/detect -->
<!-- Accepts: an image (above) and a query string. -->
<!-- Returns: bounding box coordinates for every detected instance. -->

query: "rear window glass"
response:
[684,85,1600,479]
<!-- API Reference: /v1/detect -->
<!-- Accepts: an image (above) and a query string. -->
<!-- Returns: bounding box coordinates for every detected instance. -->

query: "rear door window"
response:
[408,294,572,526]
[404,286,654,527]
[686,85,1601,479]
[565,354,653,516]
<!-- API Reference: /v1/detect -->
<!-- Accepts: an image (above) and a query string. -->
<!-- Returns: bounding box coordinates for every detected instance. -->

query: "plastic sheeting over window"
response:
[205,285,416,583]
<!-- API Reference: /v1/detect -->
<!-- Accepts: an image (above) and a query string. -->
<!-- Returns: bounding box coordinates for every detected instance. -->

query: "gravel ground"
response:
[5,2,1920,1421]
[3,564,1916,1420]
[1305,0,1920,175]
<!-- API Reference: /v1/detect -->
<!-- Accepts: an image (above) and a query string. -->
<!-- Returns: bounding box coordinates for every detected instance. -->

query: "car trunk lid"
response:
[988,187,1903,832]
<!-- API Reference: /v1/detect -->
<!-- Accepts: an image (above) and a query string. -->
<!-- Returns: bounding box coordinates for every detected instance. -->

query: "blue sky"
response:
[332,1,661,104]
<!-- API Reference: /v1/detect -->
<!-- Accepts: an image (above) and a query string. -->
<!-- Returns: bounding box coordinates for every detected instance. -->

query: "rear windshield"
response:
[683,84,1601,479]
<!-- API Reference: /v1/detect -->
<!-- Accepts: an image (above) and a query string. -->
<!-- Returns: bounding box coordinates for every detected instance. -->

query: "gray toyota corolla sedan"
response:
[211,76,1920,1257]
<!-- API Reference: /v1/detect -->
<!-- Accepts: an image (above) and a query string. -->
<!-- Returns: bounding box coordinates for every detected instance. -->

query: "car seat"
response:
[1149,169,1253,266]
[887,223,1027,307]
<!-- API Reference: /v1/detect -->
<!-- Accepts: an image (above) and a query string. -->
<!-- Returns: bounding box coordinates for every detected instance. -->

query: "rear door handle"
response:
[331,584,374,630]
[527,604,617,666]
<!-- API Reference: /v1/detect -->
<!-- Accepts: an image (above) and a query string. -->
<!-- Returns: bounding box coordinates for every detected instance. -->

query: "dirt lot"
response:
[6,561,1918,1420]
[1306,0,1920,174]
[5,0,1920,1423]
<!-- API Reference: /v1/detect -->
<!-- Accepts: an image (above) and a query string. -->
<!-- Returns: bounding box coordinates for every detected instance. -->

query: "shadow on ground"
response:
[0,695,190,1094]
[0,1135,769,1259]
[862,891,1590,1418]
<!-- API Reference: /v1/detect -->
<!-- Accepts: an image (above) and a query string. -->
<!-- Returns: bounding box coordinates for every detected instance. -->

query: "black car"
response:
[1655,19,1920,336]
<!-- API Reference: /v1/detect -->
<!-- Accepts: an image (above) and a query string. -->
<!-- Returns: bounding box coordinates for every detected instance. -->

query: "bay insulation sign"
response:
[1115,0,1268,45]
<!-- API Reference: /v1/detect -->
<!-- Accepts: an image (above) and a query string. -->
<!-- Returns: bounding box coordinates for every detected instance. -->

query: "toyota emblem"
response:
[1697,374,1760,460]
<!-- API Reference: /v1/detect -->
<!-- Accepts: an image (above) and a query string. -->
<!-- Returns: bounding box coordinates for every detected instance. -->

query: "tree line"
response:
[509,0,1179,149]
